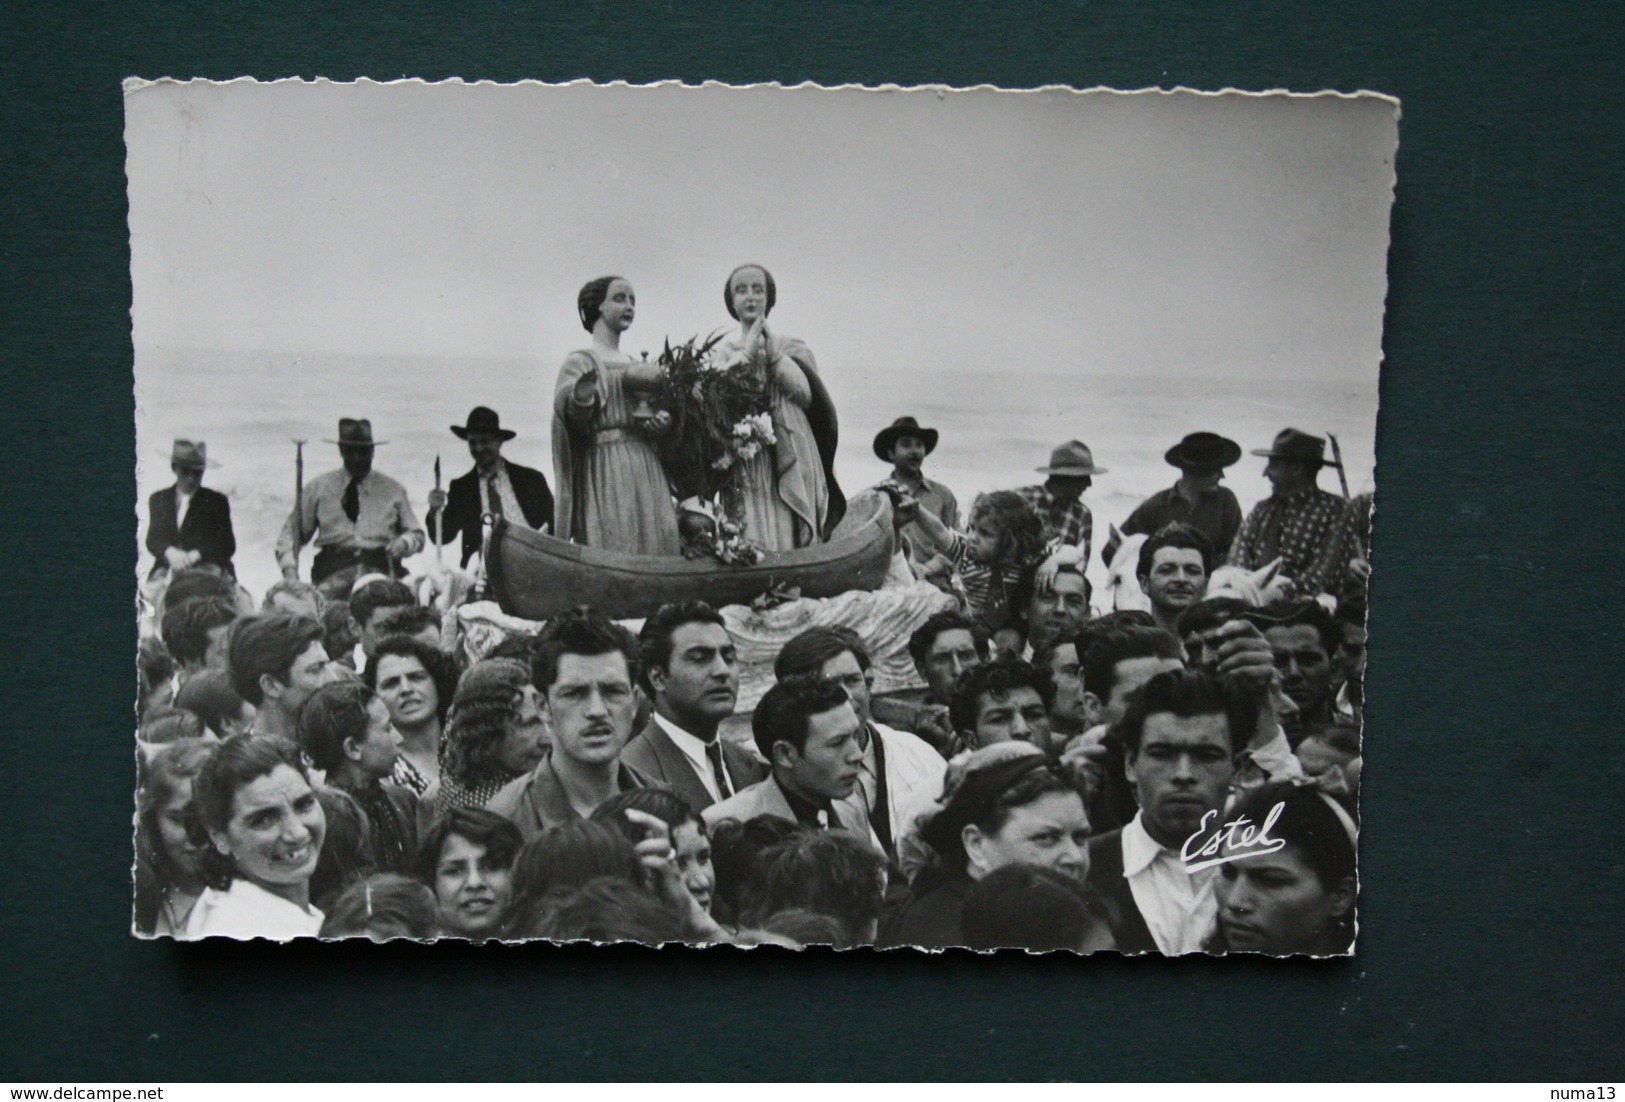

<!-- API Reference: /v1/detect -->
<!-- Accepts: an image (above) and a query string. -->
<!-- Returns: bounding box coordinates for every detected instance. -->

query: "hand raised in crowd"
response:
[427,488,449,512]
[622,809,727,944]
[163,546,199,571]
[385,534,416,560]
[1034,543,1084,594]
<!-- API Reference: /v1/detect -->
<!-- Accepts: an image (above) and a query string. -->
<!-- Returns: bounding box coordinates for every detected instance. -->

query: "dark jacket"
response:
[880,870,973,950]
[146,485,236,578]
[1082,828,1158,955]
[430,461,554,566]
[621,717,766,814]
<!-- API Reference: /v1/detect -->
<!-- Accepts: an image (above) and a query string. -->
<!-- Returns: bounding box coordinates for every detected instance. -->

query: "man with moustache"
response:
[1083,668,1260,955]
[1136,523,1213,636]
[276,418,426,599]
[426,406,554,566]
[870,416,959,565]
[703,677,873,845]
[773,626,946,861]
[1228,428,1361,600]
[623,601,763,813]
[487,609,650,842]
[1120,432,1244,558]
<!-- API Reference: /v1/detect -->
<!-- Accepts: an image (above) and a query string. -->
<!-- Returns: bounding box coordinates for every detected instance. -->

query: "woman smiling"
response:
[184,734,327,939]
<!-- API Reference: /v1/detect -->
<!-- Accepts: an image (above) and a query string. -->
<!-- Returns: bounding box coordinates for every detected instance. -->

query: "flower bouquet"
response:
[654,332,774,563]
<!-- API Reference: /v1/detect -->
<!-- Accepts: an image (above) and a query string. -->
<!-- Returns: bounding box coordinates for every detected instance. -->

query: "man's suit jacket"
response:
[1082,828,1158,955]
[146,485,236,577]
[431,460,554,566]
[620,717,766,814]
[703,775,882,854]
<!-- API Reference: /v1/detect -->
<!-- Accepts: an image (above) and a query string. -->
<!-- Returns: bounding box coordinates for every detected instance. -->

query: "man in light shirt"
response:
[1083,667,1274,955]
[275,418,426,599]
[622,601,764,813]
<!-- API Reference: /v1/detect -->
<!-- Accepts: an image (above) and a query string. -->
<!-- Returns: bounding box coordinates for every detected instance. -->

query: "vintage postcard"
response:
[129,78,1393,953]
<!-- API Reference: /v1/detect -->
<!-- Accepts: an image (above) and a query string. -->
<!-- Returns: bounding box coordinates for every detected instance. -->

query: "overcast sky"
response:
[127,80,1397,381]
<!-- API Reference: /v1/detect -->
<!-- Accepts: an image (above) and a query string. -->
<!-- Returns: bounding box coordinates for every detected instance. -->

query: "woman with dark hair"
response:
[134,738,216,936]
[883,742,1103,951]
[365,635,456,796]
[714,263,844,549]
[415,807,523,939]
[707,814,804,927]
[738,829,888,948]
[593,785,715,915]
[506,820,644,931]
[960,863,1112,953]
[318,873,440,941]
[434,658,549,818]
[174,669,255,740]
[184,734,328,939]
[551,275,681,555]
[518,876,688,945]
[1214,783,1358,956]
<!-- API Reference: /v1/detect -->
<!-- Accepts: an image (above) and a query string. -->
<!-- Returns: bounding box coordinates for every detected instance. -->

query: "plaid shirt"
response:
[1012,484,1093,561]
[1228,487,1359,598]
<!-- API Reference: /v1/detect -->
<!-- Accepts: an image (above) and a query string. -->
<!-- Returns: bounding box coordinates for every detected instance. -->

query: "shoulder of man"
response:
[874,723,944,767]
[483,769,536,821]
[701,778,773,828]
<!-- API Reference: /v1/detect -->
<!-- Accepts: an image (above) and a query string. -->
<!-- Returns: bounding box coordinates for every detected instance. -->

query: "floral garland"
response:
[652,332,773,564]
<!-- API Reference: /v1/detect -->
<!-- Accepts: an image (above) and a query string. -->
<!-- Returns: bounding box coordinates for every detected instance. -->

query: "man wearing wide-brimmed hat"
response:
[275,418,425,598]
[869,415,959,563]
[1120,431,1244,557]
[1228,427,1361,600]
[146,438,236,580]
[427,406,554,568]
[1009,440,1107,562]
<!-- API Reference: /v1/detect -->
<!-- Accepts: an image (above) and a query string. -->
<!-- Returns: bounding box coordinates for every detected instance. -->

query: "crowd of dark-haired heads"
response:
[139,517,1362,954]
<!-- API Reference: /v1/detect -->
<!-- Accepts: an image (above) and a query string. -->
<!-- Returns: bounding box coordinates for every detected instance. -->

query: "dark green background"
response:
[3,2,1621,1081]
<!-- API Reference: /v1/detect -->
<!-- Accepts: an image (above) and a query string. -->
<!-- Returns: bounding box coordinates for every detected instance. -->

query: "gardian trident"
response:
[291,437,307,576]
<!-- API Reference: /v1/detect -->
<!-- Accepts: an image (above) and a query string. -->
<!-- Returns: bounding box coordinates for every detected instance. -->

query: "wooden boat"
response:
[486,493,897,622]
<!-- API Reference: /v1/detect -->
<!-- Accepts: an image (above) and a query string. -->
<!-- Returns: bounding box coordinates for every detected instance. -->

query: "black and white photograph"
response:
[128,78,1394,953]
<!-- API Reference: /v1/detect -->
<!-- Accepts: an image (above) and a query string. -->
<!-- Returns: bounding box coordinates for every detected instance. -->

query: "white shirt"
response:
[174,487,195,530]
[1121,811,1218,956]
[651,713,732,801]
[182,878,325,941]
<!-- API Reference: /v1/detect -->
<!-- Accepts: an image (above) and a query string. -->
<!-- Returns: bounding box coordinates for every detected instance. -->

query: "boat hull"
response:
[487,495,896,621]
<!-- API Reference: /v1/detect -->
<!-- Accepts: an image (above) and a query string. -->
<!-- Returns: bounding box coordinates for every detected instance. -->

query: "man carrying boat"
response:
[275,418,425,599]
[426,406,554,566]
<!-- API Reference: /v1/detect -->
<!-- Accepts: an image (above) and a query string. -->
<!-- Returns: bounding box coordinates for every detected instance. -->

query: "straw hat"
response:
[1251,428,1340,468]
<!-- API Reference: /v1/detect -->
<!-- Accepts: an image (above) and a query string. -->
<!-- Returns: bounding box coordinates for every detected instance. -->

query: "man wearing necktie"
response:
[623,601,764,812]
[426,406,555,568]
[703,677,874,846]
[276,418,426,599]
[772,626,947,864]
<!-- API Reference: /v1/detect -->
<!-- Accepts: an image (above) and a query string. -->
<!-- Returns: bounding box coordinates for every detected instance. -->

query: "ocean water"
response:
[135,349,1379,603]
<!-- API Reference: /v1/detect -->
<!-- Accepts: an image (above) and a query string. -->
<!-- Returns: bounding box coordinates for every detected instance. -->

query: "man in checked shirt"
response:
[1227,428,1361,602]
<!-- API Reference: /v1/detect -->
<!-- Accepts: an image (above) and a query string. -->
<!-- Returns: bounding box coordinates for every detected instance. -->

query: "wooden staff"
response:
[432,454,444,567]
[1326,433,1352,499]
[292,438,306,575]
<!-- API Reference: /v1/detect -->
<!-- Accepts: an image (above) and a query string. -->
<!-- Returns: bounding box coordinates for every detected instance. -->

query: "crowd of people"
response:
[137,405,1366,954]
[136,267,1369,955]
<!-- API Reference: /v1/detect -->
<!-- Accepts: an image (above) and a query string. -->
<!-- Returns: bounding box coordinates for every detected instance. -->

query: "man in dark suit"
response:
[623,601,764,813]
[146,439,236,579]
[426,406,553,567]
